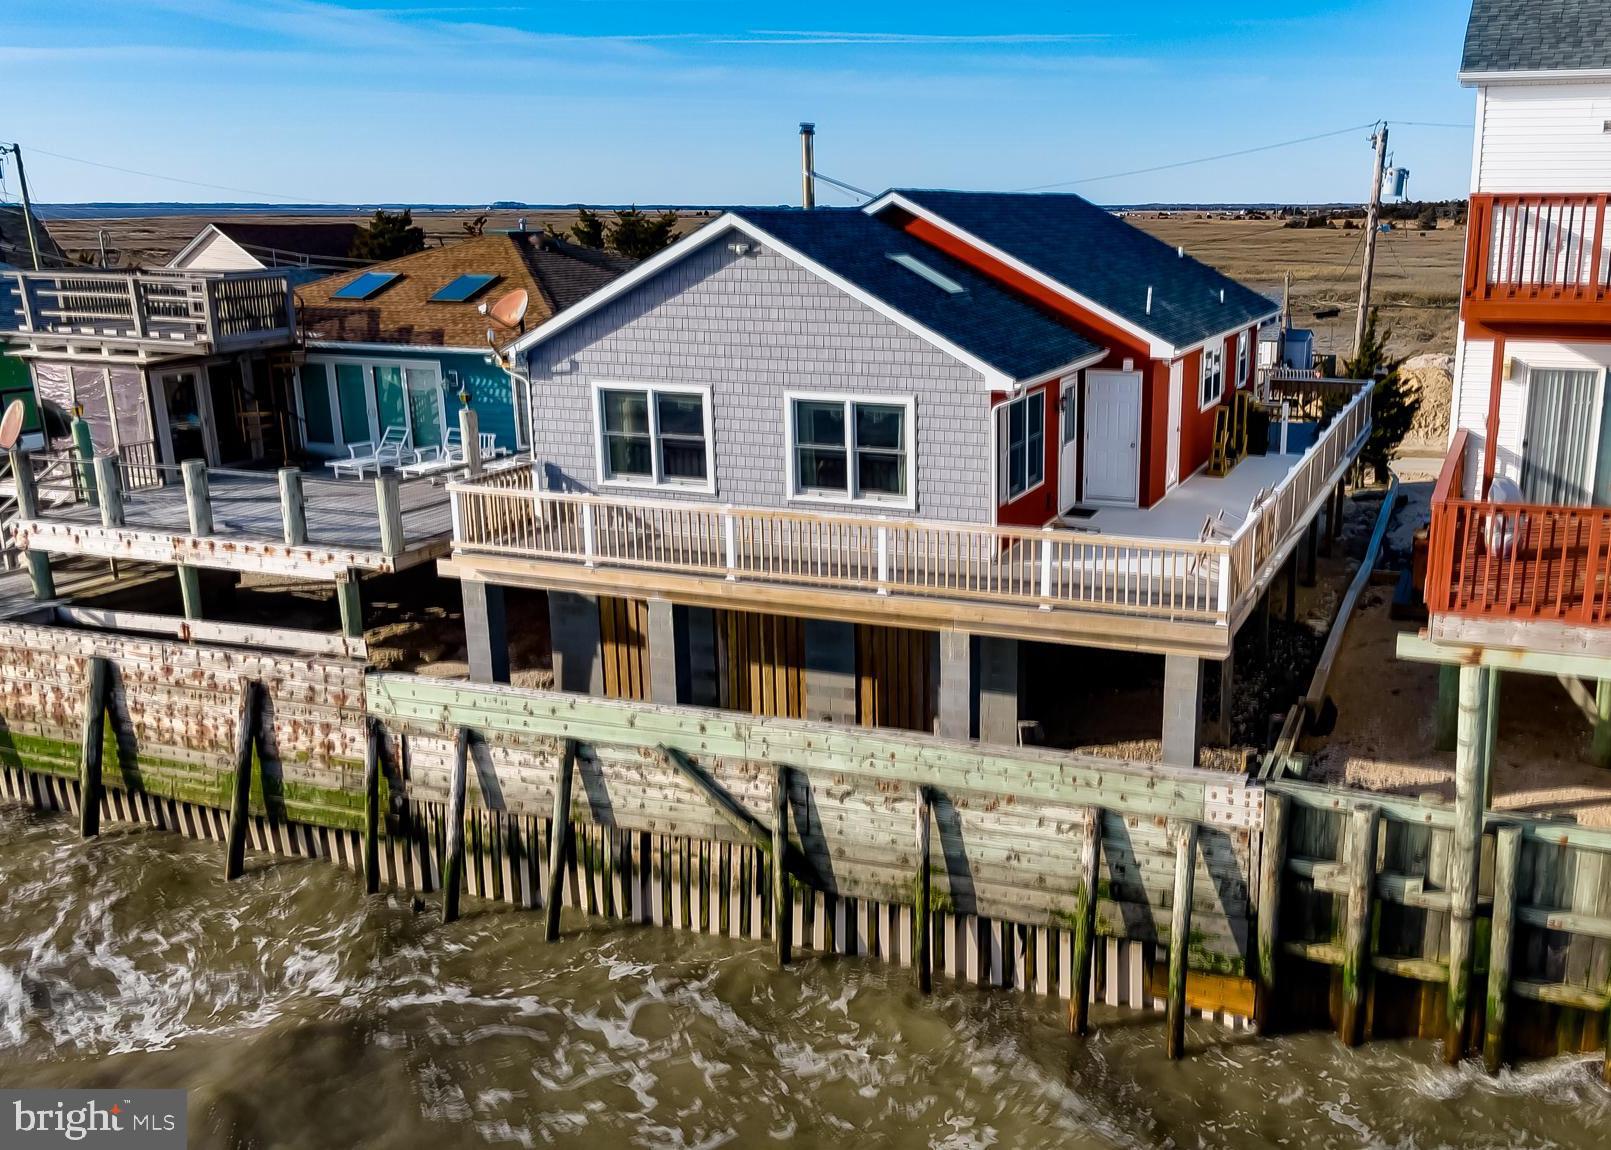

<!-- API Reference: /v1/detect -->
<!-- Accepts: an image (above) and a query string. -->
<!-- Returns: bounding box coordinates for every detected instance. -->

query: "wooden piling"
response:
[1483,824,1522,1073]
[772,765,791,967]
[1255,793,1289,1034]
[1166,819,1198,1060]
[363,719,382,894]
[441,727,469,924]
[8,449,55,601]
[279,467,307,546]
[915,786,932,994]
[92,455,123,528]
[544,739,576,941]
[181,459,212,536]
[1339,804,1379,1046]
[1070,806,1102,1035]
[224,679,263,881]
[1593,681,1611,770]
[1446,664,1489,1064]
[76,656,109,838]
[376,475,404,558]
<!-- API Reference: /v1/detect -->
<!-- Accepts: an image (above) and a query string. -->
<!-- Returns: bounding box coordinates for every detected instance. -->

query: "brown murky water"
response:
[1,806,1606,1148]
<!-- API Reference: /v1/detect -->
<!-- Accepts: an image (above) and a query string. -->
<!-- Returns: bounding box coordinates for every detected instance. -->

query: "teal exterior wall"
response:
[306,345,521,456]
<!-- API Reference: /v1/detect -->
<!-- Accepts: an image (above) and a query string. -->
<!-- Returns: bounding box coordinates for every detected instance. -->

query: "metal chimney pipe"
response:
[800,122,816,209]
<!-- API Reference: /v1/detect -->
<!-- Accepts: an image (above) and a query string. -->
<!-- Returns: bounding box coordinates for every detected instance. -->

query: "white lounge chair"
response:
[323,426,412,478]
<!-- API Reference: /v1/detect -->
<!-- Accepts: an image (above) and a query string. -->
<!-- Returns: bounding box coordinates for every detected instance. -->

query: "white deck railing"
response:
[449,383,1371,627]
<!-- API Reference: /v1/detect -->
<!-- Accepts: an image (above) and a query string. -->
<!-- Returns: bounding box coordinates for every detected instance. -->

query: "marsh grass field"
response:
[44,208,1463,360]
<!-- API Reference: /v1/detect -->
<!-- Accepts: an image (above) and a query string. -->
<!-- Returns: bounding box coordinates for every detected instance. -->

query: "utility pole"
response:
[1353,123,1389,359]
[799,123,816,210]
[1,143,43,271]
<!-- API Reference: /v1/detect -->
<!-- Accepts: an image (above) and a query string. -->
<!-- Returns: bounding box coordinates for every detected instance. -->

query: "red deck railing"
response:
[1427,430,1611,625]
[1464,194,1611,319]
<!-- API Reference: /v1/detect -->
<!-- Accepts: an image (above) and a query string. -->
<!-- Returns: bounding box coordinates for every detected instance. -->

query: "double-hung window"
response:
[1001,391,1045,501]
[1200,345,1225,409]
[596,383,712,489]
[789,395,912,505]
[1236,331,1250,389]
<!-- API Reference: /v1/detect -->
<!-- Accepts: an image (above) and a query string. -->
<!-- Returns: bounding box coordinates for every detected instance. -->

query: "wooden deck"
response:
[445,384,1371,656]
[12,466,456,580]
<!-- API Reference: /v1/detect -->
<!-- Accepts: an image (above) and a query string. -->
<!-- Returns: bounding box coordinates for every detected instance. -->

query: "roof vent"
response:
[1146,286,1153,315]
[1177,246,1185,259]
[1219,289,1225,304]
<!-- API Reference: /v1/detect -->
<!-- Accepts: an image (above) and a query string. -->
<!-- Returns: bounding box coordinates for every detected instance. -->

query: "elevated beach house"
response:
[443,192,1371,762]
[1406,0,1611,762]
[295,230,632,463]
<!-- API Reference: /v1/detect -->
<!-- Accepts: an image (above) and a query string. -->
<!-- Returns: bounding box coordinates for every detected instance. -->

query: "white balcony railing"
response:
[3,269,294,358]
[449,384,1371,629]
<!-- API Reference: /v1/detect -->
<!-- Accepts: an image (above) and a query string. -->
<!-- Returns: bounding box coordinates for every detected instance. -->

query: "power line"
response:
[14,142,343,205]
[1013,123,1379,192]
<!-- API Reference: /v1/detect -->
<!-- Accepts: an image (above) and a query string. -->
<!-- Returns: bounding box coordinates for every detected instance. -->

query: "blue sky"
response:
[3,0,1479,206]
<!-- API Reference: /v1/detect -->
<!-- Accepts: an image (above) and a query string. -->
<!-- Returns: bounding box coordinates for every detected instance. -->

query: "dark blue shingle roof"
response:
[1461,0,1611,75]
[733,207,1102,382]
[885,189,1276,352]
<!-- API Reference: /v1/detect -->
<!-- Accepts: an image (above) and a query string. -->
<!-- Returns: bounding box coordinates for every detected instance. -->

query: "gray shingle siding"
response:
[527,236,994,524]
[1461,0,1611,75]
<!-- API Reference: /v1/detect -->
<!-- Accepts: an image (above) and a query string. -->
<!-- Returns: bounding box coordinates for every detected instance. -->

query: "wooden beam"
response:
[1069,806,1101,1036]
[544,739,576,942]
[1483,824,1522,1074]
[914,786,932,995]
[76,656,110,838]
[441,727,469,924]
[1166,820,1198,1060]
[1255,794,1289,1034]
[1339,805,1378,1047]
[1398,628,1611,681]
[660,745,822,888]
[1446,664,1488,1064]
[1303,478,1398,719]
[224,679,263,881]
[363,719,382,895]
[773,765,791,967]
[53,606,367,658]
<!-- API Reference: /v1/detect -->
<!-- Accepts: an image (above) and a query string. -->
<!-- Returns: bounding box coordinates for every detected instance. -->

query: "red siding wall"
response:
[991,381,1060,526]
[899,212,1263,511]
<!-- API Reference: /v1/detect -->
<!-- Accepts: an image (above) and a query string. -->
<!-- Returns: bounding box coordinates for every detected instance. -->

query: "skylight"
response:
[887,253,964,295]
[331,271,401,300]
[431,274,500,303]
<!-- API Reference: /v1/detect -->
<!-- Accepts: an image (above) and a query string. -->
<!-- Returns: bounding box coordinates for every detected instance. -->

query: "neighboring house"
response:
[1409,0,1611,763]
[167,221,367,282]
[444,193,1369,765]
[1,266,297,468]
[294,231,632,460]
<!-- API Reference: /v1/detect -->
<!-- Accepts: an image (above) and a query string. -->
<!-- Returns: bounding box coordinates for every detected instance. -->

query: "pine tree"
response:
[606,207,679,259]
[348,209,425,261]
[1343,308,1419,484]
[569,207,606,250]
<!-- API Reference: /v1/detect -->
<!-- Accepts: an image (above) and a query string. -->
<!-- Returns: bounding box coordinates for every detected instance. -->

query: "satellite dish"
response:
[484,288,529,331]
[0,400,24,451]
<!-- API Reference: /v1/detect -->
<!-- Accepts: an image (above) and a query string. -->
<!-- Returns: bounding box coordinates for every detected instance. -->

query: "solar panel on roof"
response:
[430,274,500,303]
[331,271,400,300]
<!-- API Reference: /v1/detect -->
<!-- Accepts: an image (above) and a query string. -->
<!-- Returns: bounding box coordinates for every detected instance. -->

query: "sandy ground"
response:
[1304,456,1611,827]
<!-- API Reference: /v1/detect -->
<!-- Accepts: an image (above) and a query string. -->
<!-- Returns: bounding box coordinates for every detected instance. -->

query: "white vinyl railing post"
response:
[449,487,463,543]
[1217,543,1233,620]
[876,525,889,594]
[1038,528,1054,610]
[581,501,596,567]
[723,506,737,579]
[1279,401,1290,456]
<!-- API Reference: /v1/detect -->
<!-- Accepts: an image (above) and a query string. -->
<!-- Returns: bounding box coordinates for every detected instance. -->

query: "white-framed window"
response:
[1000,390,1046,502]
[1236,331,1250,389]
[786,393,914,507]
[593,382,714,491]
[1200,344,1225,410]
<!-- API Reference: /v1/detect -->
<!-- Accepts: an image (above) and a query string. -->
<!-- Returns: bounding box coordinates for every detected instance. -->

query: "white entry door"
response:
[1166,360,1183,490]
[1059,375,1079,511]
[1083,370,1142,506]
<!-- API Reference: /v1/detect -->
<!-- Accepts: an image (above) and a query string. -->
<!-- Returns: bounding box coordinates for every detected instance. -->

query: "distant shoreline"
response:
[31,199,1424,220]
